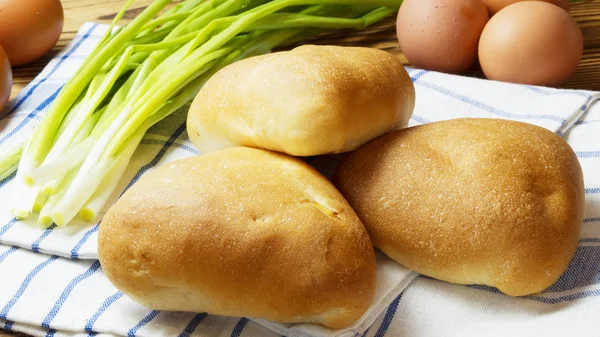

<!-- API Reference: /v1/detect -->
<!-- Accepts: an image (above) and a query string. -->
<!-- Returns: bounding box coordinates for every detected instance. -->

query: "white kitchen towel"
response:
[0,244,415,337]
[0,22,417,337]
[0,21,599,337]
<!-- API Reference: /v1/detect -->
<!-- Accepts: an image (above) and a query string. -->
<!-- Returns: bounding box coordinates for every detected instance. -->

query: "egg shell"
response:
[482,0,570,15]
[478,1,583,87]
[396,0,489,74]
[0,0,64,66]
[0,45,11,113]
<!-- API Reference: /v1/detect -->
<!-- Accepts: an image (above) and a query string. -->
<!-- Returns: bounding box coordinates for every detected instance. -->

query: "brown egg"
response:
[0,45,11,113]
[396,0,489,74]
[482,0,570,15]
[0,0,64,67]
[478,1,583,86]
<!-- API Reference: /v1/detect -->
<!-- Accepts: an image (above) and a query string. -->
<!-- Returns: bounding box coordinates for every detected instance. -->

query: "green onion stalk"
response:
[3,0,403,226]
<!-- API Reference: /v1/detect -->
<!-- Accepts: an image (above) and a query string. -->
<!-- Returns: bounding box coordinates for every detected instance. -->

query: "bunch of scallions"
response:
[0,0,403,227]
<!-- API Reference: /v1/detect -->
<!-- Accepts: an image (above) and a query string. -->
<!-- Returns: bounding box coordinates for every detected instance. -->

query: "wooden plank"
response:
[0,331,26,337]
[8,0,600,101]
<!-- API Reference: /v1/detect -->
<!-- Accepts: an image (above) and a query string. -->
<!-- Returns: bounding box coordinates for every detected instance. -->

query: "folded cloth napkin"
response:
[1,22,599,337]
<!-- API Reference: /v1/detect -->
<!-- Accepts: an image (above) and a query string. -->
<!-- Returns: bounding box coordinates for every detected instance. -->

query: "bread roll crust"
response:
[187,45,415,157]
[333,118,584,296]
[98,147,376,328]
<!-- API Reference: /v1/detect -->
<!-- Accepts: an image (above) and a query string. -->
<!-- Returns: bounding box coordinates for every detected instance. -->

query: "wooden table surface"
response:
[2,0,600,336]
[8,0,600,101]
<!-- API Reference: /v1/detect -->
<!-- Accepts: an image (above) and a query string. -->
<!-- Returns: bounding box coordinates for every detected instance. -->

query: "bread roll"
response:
[332,118,584,296]
[98,147,377,328]
[187,45,415,157]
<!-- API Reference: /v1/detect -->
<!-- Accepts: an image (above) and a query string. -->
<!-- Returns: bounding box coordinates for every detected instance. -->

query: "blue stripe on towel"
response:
[576,151,600,158]
[1,112,43,122]
[579,238,600,243]
[523,85,592,99]
[532,289,600,304]
[122,122,187,192]
[0,246,19,264]
[406,69,592,99]
[467,284,502,294]
[0,171,16,189]
[0,86,64,146]
[374,294,403,337]
[5,23,99,116]
[469,280,600,303]
[5,111,38,119]
[410,70,428,82]
[127,310,160,337]
[0,255,59,320]
[41,260,101,328]
[31,225,57,253]
[410,114,431,125]
[586,188,600,194]
[139,139,200,155]
[70,122,187,259]
[416,80,568,124]
[178,313,208,337]
[45,329,56,337]
[467,245,600,302]
[3,320,12,331]
[231,318,249,337]
[84,291,124,333]
[575,119,600,125]
[70,225,99,259]
[584,218,600,224]
[545,246,600,293]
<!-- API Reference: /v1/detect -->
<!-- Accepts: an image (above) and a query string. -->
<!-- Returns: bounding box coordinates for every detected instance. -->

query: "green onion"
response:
[0,140,24,181]
[2,0,403,226]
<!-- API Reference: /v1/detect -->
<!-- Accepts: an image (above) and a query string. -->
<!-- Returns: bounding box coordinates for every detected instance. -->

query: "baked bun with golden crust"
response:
[98,147,377,328]
[332,118,584,296]
[187,45,415,157]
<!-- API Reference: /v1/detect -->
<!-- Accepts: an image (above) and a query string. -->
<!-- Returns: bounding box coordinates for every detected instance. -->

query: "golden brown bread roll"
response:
[98,147,377,328]
[332,118,584,296]
[187,45,415,157]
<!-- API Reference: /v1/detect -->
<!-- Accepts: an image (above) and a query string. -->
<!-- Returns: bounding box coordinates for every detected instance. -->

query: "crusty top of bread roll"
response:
[332,118,584,297]
[187,45,415,157]
[98,147,377,329]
